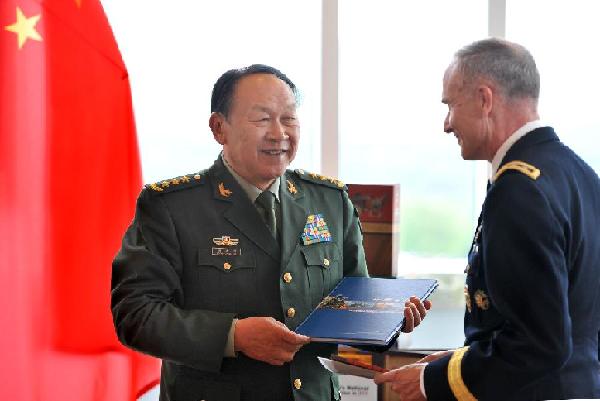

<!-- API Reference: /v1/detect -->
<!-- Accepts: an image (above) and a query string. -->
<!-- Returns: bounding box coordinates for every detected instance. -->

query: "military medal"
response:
[474,289,489,310]
[301,214,332,245]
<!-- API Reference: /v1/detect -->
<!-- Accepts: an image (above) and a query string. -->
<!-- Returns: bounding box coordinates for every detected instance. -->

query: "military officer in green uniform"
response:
[111,64,430,401]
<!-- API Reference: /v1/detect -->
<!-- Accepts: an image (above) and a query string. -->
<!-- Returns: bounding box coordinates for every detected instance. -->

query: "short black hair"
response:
[210,64,298,118]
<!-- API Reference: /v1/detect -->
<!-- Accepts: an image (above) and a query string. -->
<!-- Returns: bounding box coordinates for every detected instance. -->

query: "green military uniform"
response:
[111,156,368,401]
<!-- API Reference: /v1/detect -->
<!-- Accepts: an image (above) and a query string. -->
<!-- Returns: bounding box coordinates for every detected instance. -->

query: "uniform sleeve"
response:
[341,189,368,278]
[425,174,571,400]
[111,189,235,371]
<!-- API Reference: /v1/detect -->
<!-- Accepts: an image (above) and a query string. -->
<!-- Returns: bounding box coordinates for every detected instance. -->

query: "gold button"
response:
[283,272,292,283]
[223,262,232,270]
[287,307,296,318]
[323,258,330,267]
[293,378,302,390]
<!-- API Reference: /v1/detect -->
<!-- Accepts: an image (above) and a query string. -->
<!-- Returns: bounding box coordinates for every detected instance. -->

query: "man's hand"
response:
[234,317,310,365]
[401,296,432,333]
[374,363,427,401]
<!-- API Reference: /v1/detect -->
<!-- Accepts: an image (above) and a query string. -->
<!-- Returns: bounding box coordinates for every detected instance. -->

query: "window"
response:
[337,1,488,350]
[339,0,488,274]
[506,0,600,174]
[101,0,322,183]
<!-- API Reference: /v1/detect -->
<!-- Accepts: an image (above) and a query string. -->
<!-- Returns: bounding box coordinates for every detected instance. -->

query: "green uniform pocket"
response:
[195,248,256,313]
[301,243,341,308]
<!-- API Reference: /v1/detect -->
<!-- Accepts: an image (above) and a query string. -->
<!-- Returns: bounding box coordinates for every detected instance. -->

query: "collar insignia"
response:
[287,179,298,195]
[218,182,232,197]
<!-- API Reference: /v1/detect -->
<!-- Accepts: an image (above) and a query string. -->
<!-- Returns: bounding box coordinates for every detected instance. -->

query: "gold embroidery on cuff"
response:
[448,346,477,401]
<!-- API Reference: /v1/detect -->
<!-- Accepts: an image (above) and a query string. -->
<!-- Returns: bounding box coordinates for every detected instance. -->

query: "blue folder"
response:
[295,277,438,346]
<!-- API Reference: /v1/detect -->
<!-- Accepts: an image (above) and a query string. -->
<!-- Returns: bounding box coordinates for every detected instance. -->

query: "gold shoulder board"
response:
[493,160,540,181]
[294,169,346,190]
[145,172,203,193]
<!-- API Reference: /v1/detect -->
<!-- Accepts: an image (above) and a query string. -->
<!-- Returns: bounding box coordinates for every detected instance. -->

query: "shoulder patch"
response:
[293,169,347,190]
[494,160,540,181]
[145,171,205,194]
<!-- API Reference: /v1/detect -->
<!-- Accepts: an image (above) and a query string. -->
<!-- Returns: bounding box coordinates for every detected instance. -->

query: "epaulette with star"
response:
[493,160,540,181]
[145,171,206,194]
[293,169,347,190]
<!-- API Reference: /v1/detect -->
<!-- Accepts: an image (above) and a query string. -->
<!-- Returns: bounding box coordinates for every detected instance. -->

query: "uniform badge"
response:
[218,182,232,197]
[286,179,298,194]
[301,214,332,245]
[464,285,472,313]
[474,289,489,310]
[213,236,239,246]
[212,235,241,256]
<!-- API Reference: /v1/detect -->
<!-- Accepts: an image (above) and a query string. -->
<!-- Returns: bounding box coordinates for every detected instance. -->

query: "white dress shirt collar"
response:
[221,153,280,203]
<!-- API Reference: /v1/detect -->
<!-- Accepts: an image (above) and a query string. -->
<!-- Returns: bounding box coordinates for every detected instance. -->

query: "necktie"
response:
[256,191,277,238]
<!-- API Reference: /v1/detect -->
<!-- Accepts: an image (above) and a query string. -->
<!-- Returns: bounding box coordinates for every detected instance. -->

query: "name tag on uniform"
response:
[212,247,242,256]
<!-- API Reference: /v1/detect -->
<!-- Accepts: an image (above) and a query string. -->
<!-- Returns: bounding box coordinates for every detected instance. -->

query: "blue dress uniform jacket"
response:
[111,157,368,401]
[425,127,600,400]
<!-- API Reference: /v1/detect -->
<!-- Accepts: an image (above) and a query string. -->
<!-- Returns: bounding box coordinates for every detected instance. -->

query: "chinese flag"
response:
[0,0,160,400]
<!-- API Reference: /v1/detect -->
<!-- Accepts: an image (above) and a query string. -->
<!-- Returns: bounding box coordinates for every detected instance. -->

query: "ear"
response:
[209,112,227,145]
[478,85,493,116]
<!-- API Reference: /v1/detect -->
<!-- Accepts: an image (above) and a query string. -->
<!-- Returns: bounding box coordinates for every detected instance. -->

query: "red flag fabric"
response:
[0,0,160,399]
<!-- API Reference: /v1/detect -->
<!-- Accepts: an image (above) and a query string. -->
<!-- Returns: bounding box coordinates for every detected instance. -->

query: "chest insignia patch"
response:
[213,236,239,246]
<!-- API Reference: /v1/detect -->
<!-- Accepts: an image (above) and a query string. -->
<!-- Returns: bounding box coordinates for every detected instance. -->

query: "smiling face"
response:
[442,65,491,161]
[210,73,300,190]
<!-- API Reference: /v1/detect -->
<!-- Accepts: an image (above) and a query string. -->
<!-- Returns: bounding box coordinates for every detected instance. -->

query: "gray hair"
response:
[453,38,540,101]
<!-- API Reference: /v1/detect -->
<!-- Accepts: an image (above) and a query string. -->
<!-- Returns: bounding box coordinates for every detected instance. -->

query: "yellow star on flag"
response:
[5,7,42,50]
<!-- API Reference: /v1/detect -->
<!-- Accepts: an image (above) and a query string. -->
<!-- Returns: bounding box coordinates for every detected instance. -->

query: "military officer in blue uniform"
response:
[375,39,600,400]
[111,64,429,401]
